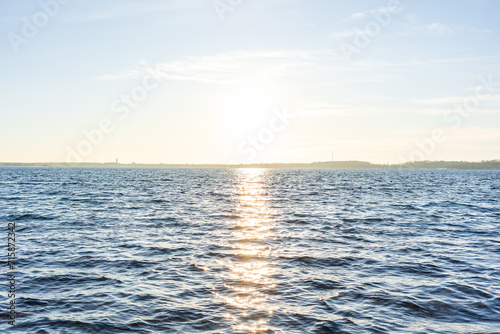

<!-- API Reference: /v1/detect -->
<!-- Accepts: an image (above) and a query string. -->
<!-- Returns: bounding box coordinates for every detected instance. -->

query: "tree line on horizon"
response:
[1,160,500,169]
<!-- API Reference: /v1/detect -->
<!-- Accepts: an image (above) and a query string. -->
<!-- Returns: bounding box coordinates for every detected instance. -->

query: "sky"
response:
[1,0,499,164]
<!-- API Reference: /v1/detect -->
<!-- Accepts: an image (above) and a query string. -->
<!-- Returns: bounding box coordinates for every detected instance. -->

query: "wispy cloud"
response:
[415,95,500,105]
[333,2,403,40]
[425,22,492,34]
[95,50,337,84]
[294,103,358,117]
[347,12,367,21]
[65,0,207,22]
[342,3,400,23]
[330,30,357,40]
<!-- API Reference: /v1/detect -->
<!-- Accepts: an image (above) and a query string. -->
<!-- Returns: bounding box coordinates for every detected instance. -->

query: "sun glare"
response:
[223,86,276,138]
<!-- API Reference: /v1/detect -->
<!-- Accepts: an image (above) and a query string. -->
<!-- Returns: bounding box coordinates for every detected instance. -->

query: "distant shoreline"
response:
[1,160,500,170]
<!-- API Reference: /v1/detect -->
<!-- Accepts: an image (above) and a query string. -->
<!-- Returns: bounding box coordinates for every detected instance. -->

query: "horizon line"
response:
[1,159,499,166]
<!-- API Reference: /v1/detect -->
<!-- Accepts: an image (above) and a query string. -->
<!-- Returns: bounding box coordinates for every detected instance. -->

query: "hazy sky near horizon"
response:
[1,0,499,164]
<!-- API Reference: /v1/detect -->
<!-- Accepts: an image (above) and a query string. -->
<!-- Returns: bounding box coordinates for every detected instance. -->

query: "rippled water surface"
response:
[1,167,499,333]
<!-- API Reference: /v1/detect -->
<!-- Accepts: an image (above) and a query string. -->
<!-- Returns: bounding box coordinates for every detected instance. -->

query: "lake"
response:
[1,167,499,333]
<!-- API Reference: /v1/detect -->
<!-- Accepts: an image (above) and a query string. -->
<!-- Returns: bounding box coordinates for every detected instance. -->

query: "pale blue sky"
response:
[1,0,499,164]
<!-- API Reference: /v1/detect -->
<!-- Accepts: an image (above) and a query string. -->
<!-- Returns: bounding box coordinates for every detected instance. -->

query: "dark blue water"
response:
[1,167,499,333]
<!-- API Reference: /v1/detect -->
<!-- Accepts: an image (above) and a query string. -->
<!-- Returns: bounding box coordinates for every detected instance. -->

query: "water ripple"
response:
[0,168,499,333]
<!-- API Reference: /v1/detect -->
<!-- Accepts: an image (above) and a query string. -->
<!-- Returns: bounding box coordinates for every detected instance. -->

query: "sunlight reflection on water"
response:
[215,168,277,333]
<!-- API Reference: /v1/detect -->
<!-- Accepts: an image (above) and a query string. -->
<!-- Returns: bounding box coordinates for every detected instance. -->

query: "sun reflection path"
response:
[215,168,278,333]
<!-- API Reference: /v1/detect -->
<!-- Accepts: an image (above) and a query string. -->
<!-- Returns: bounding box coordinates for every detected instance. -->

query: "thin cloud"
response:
[426,22,492,34]
[330,30,357,40]
[65,0,207,22]
[294,103,358,117]
[95,50,337,84]
[347,12,367,21]
[342,4,399,23]
[415,95,500,105]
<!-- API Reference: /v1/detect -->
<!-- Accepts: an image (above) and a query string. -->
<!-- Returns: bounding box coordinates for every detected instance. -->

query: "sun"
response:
[223,86,276,138]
